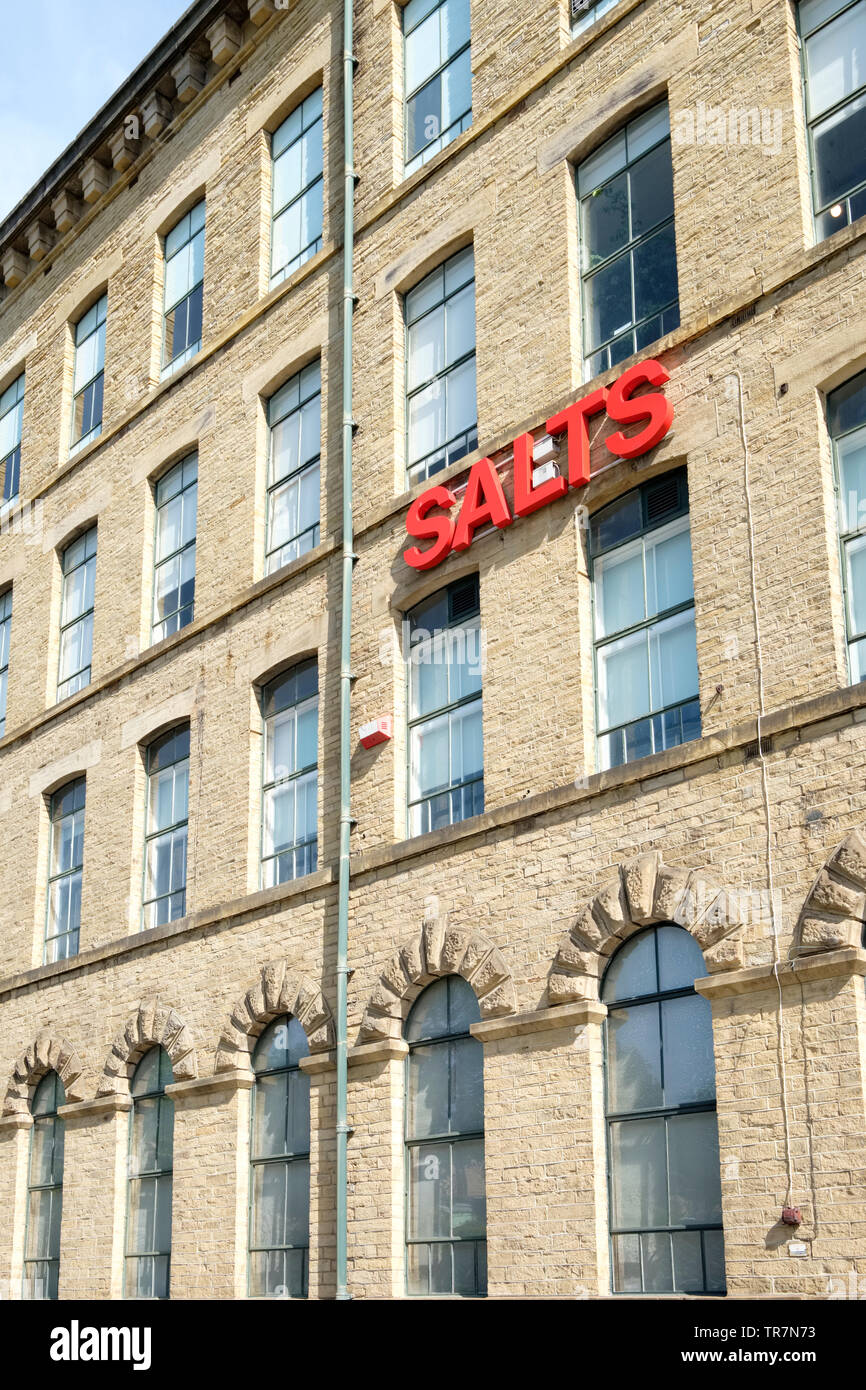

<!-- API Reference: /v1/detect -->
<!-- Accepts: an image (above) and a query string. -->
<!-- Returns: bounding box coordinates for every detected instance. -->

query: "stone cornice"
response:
[695,947,866,1000]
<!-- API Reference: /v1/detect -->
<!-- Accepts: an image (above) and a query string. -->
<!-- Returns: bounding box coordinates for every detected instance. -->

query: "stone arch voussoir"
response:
[214,962,335,1073]
[359,911,516,1043]
[97,997,198,1096]
[795,828,866,956]
[3,1033,85,1115]
[549,851,748,1005]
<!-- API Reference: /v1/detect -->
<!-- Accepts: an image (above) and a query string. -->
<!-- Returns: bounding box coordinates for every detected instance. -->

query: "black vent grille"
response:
[645,472,683,525]
[449,574,480,623]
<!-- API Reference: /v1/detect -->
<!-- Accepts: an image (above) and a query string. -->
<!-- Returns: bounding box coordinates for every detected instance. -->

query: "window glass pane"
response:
[630,141,676,238]
[408,305,445,388]
[408,378,445,463]
[645,517,693,617]
[640,1231,673,1293]
[811,93,866,208]
[408,1141,451,1238]
[606,1002,663,1112]
[406,10,441,94]
[602,930,658,1001]
[611,1232,642,1292]
[451,1036,484,1133]
[805,4,866,118]
[597,627,650,730]
[672,1229,705,1293]
[442,46,471,130]
[667,1111,723,1225]
[583,253,632,352]
[594,537,645,638]
[582,170,629,268]
[633,222,679,322]
[407,1044,449,1138]
[648,608,699,711]
[656,923,705,991]
[703,1228,727,1292]
[837,427,866,530]
[847,534,866,635]
[661,994,716,1106]
[410,710,450,798]
[445,355,477,440]
[451,1137,486,1236]
[609,1116,668,1227]
[578,129,626,197]
[627,103,671,159]
[406,976,450,1041]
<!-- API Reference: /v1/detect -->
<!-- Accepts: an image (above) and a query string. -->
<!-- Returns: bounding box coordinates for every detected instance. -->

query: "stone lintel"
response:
[348,1039,409,1066]
[58,1093,132,1121]
[165,1071,253,1102]
[299,1051,337,1076]
[695,947,866,1000]
[471,1000,608,1041]
[0,1112,33,1133]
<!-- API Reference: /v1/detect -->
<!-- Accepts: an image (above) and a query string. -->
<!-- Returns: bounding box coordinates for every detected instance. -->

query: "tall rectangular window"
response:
[571,0,619,34]
[406,573,483,836]
[57,527,96,702]
[162,201,204,378]
[578,103,680,377]
[152,455,197,643]
[0,588,10,738]
[266,362,321,574]
[799,0,866,239]
[592,470,700,771]
[45,778,85,964]
[406,246,477,487]
[71,295,106,456]
[261,660,318,887]
[270,89,323,288]
[829,370,866,680]
[404,0,471,175]
[0,373,23,504]
[143,726,190,930]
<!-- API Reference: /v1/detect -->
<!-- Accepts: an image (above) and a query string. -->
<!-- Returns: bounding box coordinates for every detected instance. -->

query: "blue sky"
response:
[0,0,193,221]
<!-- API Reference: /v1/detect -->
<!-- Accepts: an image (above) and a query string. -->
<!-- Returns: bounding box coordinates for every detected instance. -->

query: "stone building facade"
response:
[0,0,865,1300]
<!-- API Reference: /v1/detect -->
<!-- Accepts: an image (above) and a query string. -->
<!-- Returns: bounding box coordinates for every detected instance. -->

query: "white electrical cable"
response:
[731,368,796,1208]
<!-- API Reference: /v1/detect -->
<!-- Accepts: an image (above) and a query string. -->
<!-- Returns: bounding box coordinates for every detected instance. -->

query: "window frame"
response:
[22,1070,66,1301]
[404,245,478,488]
[269,88,324,289]
[601,926,726,1296]
[571,0,621,35]
[577,101,680,378]
[403,975,487,1298]
[0,586,11,738]
[265,361,322,575]
[57,525,97,703]
[589,469,700,770]
[247,1015,311,1299]
[797,0,866,240]
[403,0,473,176]
[259,659,319,888]
[404,574,484,838]
[828,370,866,680]
[44,776,85,964]
[141,725,190,931]
[124,1047,174,1300]
[161,201,205,379]
[0,372,24,505]
[70,294,107,457]
[151,454,198,645]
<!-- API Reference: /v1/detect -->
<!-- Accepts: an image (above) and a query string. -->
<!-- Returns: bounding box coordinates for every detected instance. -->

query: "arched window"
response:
[249,1016,310,1298]
[404,975,486,1296]
[602,925,726,1294]
[23,1071,66,1299]
[125,1047,174,1299]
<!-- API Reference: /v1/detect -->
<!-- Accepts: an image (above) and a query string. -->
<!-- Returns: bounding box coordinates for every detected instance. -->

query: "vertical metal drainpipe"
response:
[336,0,356,1303]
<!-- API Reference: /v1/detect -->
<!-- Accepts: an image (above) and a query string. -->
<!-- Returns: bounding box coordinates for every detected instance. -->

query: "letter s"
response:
[605,359,674,460]
[404,485,457,570]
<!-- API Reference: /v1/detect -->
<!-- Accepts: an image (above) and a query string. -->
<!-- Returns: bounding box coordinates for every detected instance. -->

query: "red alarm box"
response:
[359,717,392,749]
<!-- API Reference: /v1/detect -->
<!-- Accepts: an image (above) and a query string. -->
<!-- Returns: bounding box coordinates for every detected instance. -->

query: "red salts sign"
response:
[403,358,675,571]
